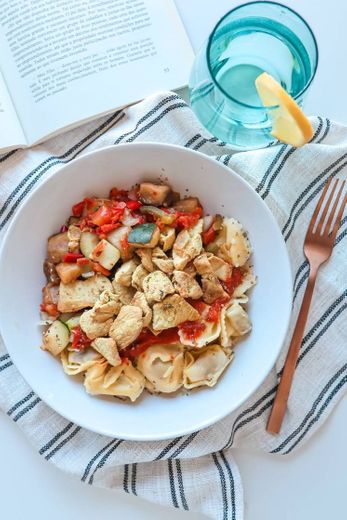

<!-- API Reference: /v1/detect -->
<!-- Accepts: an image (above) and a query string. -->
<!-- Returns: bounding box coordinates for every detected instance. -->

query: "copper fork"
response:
[267,177,347,434]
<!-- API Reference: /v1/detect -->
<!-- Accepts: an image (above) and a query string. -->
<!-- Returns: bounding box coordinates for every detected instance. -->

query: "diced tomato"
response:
[76,257,91,266]
[110,187,129,200]
[71,326,91,352]
[202,226,216,246]
[40,302,60,317]
[178,321,206,341]
[95,223,121,235]
[120,328,179,360]
[221,267,243,295]
[206,298,229,323]
[63,253,84,263]
[90,205,113,226]
[126,200,142,210]
[176,207,203,229]
[84,197,97,210]
[187,299,207,315]
[120,234,130,257]
[91,262,111,276]
[72,200,85,217]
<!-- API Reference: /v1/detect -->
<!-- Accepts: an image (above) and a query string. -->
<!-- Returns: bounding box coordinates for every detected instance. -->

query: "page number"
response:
[163,67,170,73]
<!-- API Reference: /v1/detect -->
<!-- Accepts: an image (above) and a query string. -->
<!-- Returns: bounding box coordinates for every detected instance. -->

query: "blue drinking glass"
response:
[189,1,318,150]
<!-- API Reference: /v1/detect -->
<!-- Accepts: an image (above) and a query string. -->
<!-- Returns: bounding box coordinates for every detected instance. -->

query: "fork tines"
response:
[307,177,347,241]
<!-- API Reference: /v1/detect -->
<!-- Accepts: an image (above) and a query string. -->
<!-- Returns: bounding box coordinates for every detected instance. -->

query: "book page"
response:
[0,67,26,149]
[0,0,194,144]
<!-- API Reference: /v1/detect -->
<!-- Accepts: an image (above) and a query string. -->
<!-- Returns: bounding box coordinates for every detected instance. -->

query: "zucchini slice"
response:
[43,320,70,356]
[128,224,160,248]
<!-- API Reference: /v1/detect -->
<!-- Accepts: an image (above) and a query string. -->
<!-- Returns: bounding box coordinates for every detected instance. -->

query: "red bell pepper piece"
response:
[71,326,91,351]
[90,205,113,226]
[202,226,216,246]
[63,253,84,263]
[126,200,142,210]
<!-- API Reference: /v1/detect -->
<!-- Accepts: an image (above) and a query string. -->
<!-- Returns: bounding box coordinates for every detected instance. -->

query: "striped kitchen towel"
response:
[0,92,346,520]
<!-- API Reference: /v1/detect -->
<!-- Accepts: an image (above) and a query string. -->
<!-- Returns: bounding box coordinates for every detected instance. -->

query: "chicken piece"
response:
[152,294,199,331]
[131,291,152,327]
[194,253,231,282]
[159,226,176,252]
[136,248,154,272]
[43,260,60,284]
[47,232,69,264]
[113,258,139,287]
[183,261,197,276]
[152,247,174,274]
[172,228,202,270]
[139,182,171,206]
[92,290,121,322]
[193,253,211,275]
[58,275,112,312]
[131,264,150,290]
[201,275,229,304]
[80,309,113,340]
[109,305,143,349]
[142,270,175,304]
[172,271,202,300]
[42,283,59,307]
[173,197,200,213]
[112,281,136,304]
[91,337,121,367]
[56,262,82,284]
[67,225,81,253]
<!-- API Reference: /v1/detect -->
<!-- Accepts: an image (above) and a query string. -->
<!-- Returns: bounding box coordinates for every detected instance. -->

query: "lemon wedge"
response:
[255,72,314,147]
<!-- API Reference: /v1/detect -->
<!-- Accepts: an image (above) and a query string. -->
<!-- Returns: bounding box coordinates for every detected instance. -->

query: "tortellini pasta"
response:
[61,348,102,376]
[84,359,145,402]
[136,343,184,393]
[183,345,233,389]
[217,218,251,267]
[220,302,252,347]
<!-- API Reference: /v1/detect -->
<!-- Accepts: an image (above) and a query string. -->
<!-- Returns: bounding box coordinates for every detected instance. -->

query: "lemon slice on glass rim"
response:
[255,72,314,147]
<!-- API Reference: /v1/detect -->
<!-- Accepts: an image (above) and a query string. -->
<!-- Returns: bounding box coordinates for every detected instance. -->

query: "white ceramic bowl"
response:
[0,143,292,440]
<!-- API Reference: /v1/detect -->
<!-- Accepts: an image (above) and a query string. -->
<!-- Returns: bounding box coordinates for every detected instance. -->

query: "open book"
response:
[0,0,194,152]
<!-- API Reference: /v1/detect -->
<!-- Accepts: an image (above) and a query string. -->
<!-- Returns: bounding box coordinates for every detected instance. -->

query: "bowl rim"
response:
[0,142,293,440]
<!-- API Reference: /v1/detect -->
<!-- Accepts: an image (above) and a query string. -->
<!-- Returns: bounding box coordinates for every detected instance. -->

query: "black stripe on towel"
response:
[219,451,236,520]
[168,459,179,508]
[170,432,199,458]
[45,426,81,461]
[283,373,347,454]
[81,439,117,482]
[272,364,347,453]
[88,439,123,485]
[212,452,228,520]
[155,436,183,460]
[0,111,124,222]
[131,463,138,496]
[123,464,129,493]
[39,422,74,455]
[175,459,188,510]
[12,397,41,422]
[0,354,9,362]
[7,391,35,416]
[0,361,13,372]
[114,94,183,145]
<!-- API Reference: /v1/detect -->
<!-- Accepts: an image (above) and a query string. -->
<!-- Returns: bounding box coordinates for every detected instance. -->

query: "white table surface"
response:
[2,1,347,519]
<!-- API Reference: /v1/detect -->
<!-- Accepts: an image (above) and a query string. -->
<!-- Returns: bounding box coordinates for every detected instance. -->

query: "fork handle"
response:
[266,266,318,434]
